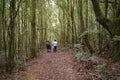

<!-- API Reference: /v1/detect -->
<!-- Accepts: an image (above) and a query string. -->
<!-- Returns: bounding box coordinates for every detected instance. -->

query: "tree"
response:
[30,0,37,58]
[91,0,120,60]
[78,0,94,54]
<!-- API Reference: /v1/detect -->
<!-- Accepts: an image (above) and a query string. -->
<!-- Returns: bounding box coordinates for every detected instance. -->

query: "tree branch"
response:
[91,0,113,37]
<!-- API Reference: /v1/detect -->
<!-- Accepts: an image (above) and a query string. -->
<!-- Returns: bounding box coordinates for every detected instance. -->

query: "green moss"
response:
[20,75,28,80]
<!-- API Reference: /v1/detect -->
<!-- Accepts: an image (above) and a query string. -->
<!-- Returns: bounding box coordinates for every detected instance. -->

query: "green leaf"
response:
[17,59,24,66]
[20,75,28,80]
[75,51,84,59]
[88,56,99,62]
[97,63,107,69]
[74,44,83,49]
[0,51,5,58]
[80,28,99,37]
[112,35,120,41]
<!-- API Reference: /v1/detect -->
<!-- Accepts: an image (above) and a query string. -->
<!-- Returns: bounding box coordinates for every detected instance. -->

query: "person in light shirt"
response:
[52,40,57,53]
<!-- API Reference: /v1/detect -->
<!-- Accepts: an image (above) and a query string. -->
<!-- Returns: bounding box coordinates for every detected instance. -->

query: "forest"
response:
[0,0,120,80]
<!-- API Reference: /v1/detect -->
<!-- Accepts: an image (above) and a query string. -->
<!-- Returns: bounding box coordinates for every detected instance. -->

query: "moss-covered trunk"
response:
[111,41,120,60]
[7,0,16,73]
[78,0,94,54]
[111,19,120,60]
[30,0,37,58]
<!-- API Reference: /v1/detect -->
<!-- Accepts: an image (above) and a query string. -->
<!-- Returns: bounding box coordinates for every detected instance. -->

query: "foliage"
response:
[80,28,99,37]
[75,51,84,60]
[74,44,88,60]
[112,35,120,41]
[74,44,99,62]
[97,63,107,69]
[88,56,99,62]
[16,58,24,67]
[74,44,85,60]
[0,51,5,58]
[20,75,28,80]
[74,44,83,49]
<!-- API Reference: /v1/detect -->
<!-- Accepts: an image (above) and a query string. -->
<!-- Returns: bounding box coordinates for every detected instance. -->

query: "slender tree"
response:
[30,0,37,58]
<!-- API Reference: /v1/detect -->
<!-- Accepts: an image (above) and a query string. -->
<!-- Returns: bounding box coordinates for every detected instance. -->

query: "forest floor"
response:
[11,49,82,80]
[6,48,120,80]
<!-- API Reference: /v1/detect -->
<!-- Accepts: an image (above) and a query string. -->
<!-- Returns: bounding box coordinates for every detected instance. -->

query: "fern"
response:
[112,35,120,41]
[74,43,99,62]
[88,56,99,62]
[97,63,107,69]
[74,44,83,49]
[17,59,24,66]
[0,51,5,58]
[80,27,99,37]
[74,43,86,60]
[75,51,84,60]
[16,56,24,67]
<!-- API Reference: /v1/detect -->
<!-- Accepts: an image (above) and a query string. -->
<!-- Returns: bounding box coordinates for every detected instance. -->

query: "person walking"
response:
[52,40,57,53]
[46,41,51,52]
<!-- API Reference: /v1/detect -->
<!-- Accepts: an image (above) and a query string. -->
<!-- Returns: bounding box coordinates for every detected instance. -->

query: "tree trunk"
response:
[70,0,75,44]
[78,0,94,54]
[30,0,37,58]
[1,0,8,72]
[7,0,16,73]
[66,0,70,44]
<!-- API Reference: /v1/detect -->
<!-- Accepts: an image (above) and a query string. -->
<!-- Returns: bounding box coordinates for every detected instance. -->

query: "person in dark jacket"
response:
[46,41,51,52]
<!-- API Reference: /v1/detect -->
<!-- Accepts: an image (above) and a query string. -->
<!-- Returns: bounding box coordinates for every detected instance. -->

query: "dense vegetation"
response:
[0,0,120,75]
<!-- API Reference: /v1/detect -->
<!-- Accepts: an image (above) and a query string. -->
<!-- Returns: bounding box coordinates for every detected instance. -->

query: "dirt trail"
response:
[6,48,120,80]
[24,49,80,80]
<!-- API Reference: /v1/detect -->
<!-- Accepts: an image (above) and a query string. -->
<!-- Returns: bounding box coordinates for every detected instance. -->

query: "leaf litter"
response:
[8,48,120,80]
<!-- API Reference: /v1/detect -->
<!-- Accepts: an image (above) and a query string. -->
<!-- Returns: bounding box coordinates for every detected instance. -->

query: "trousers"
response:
[53,46,57,52]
